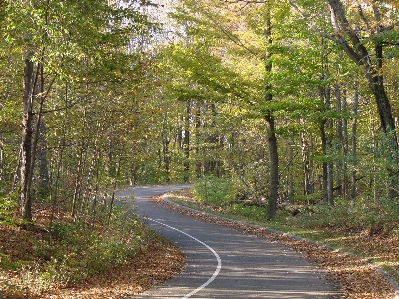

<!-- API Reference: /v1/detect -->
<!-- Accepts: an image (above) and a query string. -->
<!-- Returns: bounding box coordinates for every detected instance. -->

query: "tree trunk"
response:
[195,101,202,178]
[287,138,294,204]
[161,111,171,183]
[163,137,171,183]
[264,2,278,220]
[30,65,51,200]
[320,116,328,204]
[72,112,87,218]
[334,83,343,198]
[351,87,358,201]
[267,114,279,220]
[300,119,311,196]
[183,100,191,182]
[204,103,218,176]
[20,58,36,222]
[319,85,334,206]
[342,88,349,200]
[37,117,49,196]
[108,152,123,224]
[327,0,398,198]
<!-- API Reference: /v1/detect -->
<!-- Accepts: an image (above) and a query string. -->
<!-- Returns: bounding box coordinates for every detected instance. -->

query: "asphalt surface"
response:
[116,185,340,299]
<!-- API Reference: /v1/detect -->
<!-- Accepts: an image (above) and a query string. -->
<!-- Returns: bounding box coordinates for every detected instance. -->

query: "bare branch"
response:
[287,0,341,44]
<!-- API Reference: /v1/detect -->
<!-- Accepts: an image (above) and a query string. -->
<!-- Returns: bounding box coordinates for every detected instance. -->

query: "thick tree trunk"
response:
[264,4,278,220]
[266,113,279,219]
[327,0,398,198]
[20,58,36,222]
[366,68,399,199]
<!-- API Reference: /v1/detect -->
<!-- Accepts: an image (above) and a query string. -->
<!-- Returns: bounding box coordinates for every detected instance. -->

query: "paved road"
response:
[116,185,340,299]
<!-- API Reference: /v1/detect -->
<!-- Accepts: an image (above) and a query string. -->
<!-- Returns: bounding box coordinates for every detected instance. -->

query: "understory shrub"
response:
[285,197,399,236]
[2,205,155,296]
[227,203,268,221]
[193,176,237,207]
[0,192,18,225]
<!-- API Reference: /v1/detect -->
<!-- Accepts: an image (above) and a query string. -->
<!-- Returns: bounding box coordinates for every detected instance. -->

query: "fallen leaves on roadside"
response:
[153,193,396,299]
[0,205,185,299]
[43,240,185,299]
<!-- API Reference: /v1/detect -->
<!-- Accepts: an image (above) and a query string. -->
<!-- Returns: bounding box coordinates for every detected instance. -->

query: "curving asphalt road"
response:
[116,185,340,299]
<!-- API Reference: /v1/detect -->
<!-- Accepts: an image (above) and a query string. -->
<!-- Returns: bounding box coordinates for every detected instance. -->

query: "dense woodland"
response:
[1,0,399,224]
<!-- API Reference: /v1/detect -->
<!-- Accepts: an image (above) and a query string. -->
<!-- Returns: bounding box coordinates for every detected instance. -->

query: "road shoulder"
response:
[157,192,399,299]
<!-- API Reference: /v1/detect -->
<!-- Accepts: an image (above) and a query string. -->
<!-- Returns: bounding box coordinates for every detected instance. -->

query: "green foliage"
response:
[193,176,237,207]
[227,203,268,221]
[0,252,25,271]
[49,222,77,241]
[0,192,18,225]
[20,209,153,292]
[285,197,399,236]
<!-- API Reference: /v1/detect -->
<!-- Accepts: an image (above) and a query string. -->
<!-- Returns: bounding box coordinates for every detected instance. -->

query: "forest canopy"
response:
[0,0,399,222]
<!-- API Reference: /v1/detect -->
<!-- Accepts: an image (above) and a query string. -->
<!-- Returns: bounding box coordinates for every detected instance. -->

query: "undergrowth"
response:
[192,176,399,236]
[171,178,399,286]
[0,197,157,298]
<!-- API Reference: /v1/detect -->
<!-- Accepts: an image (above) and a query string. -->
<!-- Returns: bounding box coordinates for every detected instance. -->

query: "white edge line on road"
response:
[148,218,222,299]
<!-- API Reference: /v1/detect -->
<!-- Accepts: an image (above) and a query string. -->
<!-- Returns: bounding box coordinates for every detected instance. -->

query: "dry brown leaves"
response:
[43,240,185,299]
[0,205,185,299]
[153,193,397,299]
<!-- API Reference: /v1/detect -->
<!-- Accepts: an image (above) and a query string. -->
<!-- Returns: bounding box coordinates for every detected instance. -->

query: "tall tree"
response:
[263,0,279,219]
[288,0,399,198]
[3,0,151,222]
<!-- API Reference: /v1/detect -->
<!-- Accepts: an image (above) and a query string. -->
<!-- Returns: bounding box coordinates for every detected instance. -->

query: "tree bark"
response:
[327,0,398,198]
[351,87,359,201]
[319,85,334,206]
[20,58,36,222]
[342,88,349,199]
[287,138,294,204]
[264,1,279,220]
[300,119,311,196]
[72,111,87,219]
[195,101,202,178]
[266,112,279,219]
[334,83,343,198]
[38,118,49,195]
[183,100,191,182]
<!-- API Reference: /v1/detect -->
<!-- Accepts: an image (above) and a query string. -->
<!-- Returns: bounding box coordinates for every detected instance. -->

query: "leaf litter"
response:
[1,189,397,299]
[152,190,397,299]
[0,205,185,299]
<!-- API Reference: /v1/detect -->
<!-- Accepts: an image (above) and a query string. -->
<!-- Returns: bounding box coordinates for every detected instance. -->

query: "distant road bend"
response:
[116,185,340,299]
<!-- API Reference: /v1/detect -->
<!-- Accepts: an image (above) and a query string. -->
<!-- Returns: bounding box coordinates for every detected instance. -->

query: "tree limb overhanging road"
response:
[116,185,340,299]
